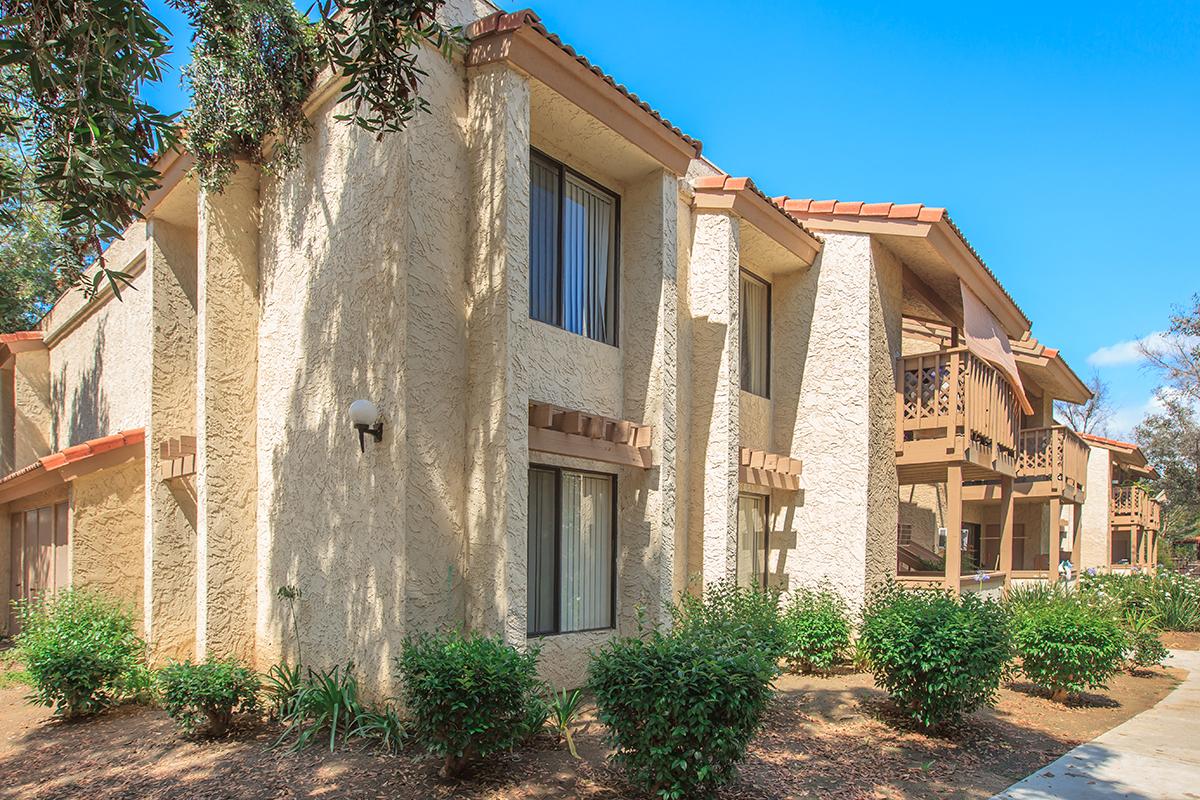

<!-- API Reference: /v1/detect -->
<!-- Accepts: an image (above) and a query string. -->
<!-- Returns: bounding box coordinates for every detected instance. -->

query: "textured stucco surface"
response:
[196,167,259,661]
[687,212,740,588]
[45,223,150,451]
[144,219,199,660]
[11,350,52,466]
[72,456,146,628]
[1080,445,1113,568]
[776,232,902,611]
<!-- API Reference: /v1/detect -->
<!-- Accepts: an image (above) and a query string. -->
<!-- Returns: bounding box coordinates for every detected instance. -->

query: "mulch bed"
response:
[0,665,1183,800]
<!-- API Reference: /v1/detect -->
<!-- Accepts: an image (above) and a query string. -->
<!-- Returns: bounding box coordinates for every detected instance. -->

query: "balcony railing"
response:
[1148,499,1162,531]
[896,348,1020,474]
[1016,425,1089,500]
[1112,484,1153,528]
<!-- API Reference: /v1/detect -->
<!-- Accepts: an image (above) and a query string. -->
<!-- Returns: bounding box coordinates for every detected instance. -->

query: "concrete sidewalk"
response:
[991,650,1200,800]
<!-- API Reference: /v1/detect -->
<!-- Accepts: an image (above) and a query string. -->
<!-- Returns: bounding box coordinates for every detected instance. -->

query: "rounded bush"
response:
[589,626,776,800]
[14,590,146,718]
[156,656,260,736]
[858,584,1010,729]
[398,630,544,777]
[673,578,785,660]
[1012,597,1127,700]
[780,586,852,675]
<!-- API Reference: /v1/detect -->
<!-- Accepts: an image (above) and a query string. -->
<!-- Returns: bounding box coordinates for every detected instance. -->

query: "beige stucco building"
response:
[1,4,1108,694]
[1075,434,1162,573]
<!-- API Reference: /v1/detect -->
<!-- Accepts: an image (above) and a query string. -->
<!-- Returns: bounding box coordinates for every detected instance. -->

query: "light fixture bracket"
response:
[354,422,384,453]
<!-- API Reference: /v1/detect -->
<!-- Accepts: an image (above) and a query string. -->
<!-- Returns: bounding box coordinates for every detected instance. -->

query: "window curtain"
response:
[740,274,769,396]
[560,472,613,631]
[529,155,560,326]
[736,494,767,588]
[527,468,557,635]
[563,175,616,345]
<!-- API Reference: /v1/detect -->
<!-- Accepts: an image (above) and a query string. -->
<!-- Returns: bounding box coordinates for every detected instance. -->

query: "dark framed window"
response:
[527,465,617,636]
[736,492,769,588]
[739,270,770,397]
[529,149,620,346]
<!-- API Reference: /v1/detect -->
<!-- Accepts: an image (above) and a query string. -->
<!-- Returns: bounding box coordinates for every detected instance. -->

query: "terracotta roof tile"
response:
[695,176,822,246]
[772,197,1027,326]
[0,428,145,485]
[469,10,701,156]
[0,331,43,344]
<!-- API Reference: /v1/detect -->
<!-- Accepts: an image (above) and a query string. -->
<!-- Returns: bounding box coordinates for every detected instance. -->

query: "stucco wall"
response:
[144,219,199,660]
[1079,445,1113,568]
[11,350,52,465]
[773,232,902,611]
[45,223,151,450]
[71,456,146,628]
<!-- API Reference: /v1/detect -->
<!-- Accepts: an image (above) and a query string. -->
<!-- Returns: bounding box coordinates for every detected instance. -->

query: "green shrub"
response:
[780,586,852,674]
[589,626,776,800]
[858,584,1010,730]
[398,630,544,777]
[1123,612,1170,671]
[274,663,363,752]
[155,657,260,736]
[1012,596,1126,701]
[674,578,785,660]
[14,590,146,718]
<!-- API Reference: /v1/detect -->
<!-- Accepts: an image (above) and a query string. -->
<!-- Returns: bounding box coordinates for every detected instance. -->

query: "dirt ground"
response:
[1160,630,1200,650]
[0,663,1184,800]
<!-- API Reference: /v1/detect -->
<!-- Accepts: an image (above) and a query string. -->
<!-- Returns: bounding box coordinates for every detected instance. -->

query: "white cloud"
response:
[1086,332,1168,367]
[1108,394,1165,438]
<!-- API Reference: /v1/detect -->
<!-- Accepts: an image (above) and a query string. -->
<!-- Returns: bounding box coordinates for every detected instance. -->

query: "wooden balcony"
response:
[962,425,1089,503]
[896,348,1020,484]
[1112,484,1154,529]
[1148,499,1161,531]
[1015,426,1089,502]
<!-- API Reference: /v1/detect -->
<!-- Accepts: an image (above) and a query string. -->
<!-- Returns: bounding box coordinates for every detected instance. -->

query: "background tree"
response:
[0,141,62,331]
[1139,294,1200,403]
[1055,371,1113,435]
[0,0,457,291]
[1135,296,1200,556]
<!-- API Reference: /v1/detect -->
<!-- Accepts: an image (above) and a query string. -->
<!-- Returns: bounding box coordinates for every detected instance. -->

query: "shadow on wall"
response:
[685,314,727,588]
[259,57,470,697]
[51,316,110,449]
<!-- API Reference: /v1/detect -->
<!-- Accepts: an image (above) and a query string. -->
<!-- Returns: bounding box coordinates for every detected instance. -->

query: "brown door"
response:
[8,501,70,634]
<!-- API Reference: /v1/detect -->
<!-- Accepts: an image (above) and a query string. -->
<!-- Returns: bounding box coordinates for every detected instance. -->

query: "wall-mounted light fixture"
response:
[349,399,383,453]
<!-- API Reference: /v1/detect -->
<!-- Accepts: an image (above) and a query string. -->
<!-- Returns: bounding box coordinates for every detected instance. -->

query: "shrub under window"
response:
[589,625,776,799]
[398,630,545,777]
[780,585,853,675]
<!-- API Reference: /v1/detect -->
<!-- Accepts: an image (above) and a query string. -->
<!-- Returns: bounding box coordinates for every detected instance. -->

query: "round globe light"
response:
[349,399,379,427]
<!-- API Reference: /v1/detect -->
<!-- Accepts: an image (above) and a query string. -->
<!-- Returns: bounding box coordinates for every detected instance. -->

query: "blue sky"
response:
[142,1,1199,436]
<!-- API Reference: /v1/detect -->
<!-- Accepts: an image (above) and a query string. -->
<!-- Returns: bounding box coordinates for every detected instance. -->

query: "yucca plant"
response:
[263,661,303,720]
[352,705,407,753]
[546,688,584,758]
[274,663,363,752]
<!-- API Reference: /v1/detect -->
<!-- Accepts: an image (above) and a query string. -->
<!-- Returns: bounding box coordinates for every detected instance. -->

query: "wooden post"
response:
[1071,505,1082,569]
[998,476,1015,588]
[945,465,963,594]
[1048,498,1062,583]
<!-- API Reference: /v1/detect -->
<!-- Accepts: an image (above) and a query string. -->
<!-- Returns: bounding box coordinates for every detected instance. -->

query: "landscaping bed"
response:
[0,665,1182,800]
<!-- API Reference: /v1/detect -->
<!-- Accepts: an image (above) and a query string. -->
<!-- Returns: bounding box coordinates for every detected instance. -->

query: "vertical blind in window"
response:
[527,467,615,635]
[740,272,769,396]
[529,151,619,345]
[736,494,768,588]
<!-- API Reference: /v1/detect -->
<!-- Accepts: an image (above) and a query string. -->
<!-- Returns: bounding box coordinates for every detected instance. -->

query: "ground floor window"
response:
[736,493,768,588]
[527,466,615,636]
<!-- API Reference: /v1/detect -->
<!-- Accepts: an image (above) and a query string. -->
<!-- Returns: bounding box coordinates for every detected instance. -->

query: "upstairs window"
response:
[530,150,619,346]
[740,270,770,397]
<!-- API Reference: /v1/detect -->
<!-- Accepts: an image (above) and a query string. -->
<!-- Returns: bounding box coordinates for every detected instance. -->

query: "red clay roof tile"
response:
[0,428,146,486]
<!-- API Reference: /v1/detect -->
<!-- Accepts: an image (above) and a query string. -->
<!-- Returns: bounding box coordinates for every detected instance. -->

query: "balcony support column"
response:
[944,465,963,595]
[998,476,1014,587]
[1048,497,1061,582]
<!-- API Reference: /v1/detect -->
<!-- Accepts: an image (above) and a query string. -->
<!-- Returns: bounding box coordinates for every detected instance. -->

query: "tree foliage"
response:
[0,147,62,331]
[0,0,179,293]
[1135,395,1200,542]
[0,0,459,286]
[1139,294,1200,403]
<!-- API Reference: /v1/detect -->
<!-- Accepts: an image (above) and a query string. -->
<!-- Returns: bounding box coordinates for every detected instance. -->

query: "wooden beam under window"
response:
[738,446,802,491]
[529,402,654,469]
